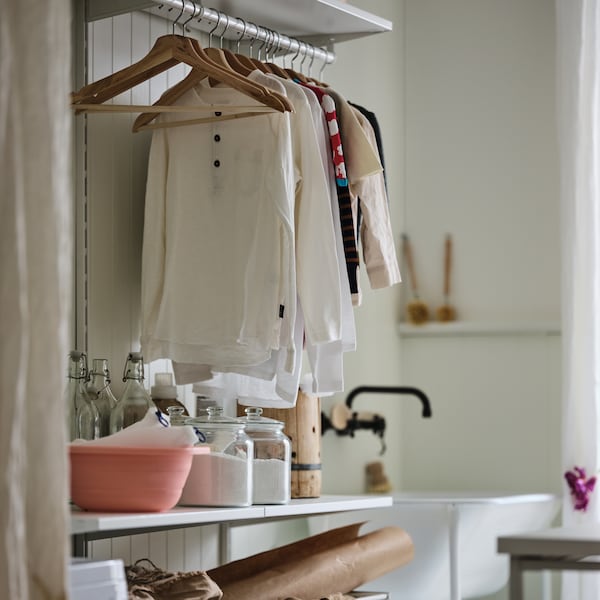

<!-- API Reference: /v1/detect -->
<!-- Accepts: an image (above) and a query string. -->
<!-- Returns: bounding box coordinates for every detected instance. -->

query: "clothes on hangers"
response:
[141,77,343,406]
[349,102,388,191]
[139,52,401,407]
[349,107,401,307]
[297,81,361,298]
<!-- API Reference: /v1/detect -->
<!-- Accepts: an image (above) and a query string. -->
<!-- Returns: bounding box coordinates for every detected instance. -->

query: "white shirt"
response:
[141,80,297,367]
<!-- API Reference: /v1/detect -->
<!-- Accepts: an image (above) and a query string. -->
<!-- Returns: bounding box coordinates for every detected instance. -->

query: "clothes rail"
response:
[149,0,336,67]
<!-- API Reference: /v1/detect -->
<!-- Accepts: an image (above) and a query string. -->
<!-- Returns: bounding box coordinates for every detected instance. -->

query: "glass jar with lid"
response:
[178,406,253,507]
[238,406,291,504]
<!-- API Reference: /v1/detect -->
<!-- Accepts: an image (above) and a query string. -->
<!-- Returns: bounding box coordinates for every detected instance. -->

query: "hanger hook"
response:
[220,13,231,49]
[308,45,316,76]
[181,3,198,35]
[291,39,301,68]
[171,0,186,35]
[236,18,248,53]
[281,34,288,69]
[267,29,276,61]
[274,30,283,63]
[208,11,224,48]
[256,27,269,61]
[271,30,281,64]
[319,46,334,79]
[299,41,309,72]
[263,29,272,61]
[247,22,259,58]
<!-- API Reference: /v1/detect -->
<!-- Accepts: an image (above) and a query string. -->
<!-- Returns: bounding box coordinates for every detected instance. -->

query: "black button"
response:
[214,134,221,142]
[213,160,220,167]
[215,111,222,117]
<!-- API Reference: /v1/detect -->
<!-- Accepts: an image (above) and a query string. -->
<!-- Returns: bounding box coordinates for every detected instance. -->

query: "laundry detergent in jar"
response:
[238,406,291,504]
[178,406,253,507]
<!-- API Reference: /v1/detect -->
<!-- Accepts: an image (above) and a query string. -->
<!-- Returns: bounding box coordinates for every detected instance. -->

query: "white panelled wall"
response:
[78,1,562,597]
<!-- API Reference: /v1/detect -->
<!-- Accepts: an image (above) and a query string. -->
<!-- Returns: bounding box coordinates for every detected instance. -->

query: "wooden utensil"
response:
[402,234,429,325]
[437,233,457,322]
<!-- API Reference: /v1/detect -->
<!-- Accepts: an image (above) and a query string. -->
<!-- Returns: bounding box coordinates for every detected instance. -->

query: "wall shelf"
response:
[71,494,393,560]
[397,321,561,338]
[86,0,393,45]
[71,494,392,537]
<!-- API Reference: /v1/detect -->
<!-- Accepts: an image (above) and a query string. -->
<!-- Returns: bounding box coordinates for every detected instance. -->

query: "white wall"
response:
[320,0,562,505]
[322,2,562,598]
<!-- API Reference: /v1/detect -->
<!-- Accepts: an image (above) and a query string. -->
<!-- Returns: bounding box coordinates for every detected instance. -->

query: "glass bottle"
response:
[65,351,100,441]
[87,358,118,437]
[109,352,153,433]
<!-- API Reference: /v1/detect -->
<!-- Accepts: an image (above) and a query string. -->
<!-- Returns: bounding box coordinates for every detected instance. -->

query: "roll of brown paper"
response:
[208,523,413,600]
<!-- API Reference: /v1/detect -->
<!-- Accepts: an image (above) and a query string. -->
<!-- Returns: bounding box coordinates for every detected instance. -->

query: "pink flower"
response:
[564,466,597,511]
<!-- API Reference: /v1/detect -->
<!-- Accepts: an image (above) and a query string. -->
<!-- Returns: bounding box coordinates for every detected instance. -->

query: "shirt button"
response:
[213,160,220,167]
[214,134,221,142]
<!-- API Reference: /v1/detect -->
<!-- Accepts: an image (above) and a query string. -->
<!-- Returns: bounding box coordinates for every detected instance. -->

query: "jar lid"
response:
[184,405,245,430]
[237,406,284,431]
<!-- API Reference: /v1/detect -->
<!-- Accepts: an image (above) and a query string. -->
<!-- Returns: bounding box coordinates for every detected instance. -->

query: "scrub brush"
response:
[436,234,457,322]
[366,461,392,494]
[402,234,429,325]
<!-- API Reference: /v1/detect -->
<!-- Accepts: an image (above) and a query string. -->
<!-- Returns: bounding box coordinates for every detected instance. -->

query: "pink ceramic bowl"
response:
[69,445,194,512]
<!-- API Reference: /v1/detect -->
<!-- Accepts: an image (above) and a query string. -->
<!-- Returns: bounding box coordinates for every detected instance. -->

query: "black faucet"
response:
[345,385,432,418]
[321,384,432,453]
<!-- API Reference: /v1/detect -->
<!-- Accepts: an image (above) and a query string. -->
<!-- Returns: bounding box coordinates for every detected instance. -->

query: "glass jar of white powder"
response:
[178,406,253,507]
[238,407,291,505]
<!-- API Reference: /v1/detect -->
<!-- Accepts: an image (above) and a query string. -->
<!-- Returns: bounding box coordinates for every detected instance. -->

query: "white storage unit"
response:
[69,558,128,600]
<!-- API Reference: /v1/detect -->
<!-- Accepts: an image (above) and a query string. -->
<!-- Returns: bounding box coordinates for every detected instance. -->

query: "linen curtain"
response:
[557,0,600,597]
[0,0,72,598]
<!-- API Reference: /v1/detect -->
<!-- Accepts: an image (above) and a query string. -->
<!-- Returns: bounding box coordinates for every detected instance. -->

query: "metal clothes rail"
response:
[149,0,336,67]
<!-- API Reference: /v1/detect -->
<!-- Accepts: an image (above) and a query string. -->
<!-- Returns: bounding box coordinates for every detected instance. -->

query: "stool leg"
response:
[509,556,524,600]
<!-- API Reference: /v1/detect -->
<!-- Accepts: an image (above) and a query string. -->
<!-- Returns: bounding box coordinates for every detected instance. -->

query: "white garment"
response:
[297,82,357,353]
[141,81,298,367]
[0,0,72,598]
[296,82,357,394]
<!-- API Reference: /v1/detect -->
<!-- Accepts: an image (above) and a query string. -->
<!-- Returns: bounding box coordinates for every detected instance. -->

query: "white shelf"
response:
[398,321,561,338]
[86,0,393,44]
[264,494,392,518]
[70,505,264,535]
[71,494,393,537]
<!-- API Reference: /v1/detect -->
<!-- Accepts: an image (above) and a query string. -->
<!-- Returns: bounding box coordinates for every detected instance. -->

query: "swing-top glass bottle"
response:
[109,352,154,433]
[87,358,118,437]
[65,350,100,441]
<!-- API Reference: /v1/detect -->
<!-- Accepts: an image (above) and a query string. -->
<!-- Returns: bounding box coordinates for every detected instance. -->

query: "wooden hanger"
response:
[130,35,293,132]
[71,33,291,131]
